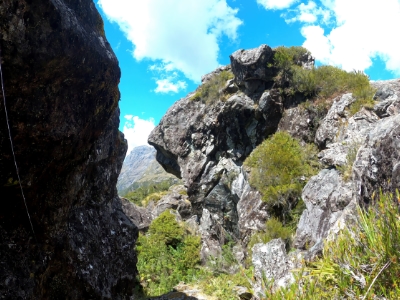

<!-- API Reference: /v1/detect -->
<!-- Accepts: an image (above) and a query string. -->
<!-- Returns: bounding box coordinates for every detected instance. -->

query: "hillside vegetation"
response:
[130,46,399,300]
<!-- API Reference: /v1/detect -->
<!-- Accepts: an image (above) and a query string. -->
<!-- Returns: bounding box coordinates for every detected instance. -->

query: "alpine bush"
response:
[244,131,319,220]
[136,210,201,296]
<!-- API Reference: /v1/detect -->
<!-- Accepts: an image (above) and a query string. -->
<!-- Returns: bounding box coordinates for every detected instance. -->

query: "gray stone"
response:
[315,93,355,148]
[230,44,274,85]
[353,114,400,204]
[152,185,192,219]
[278,106,313,144]
[294,169,354,249]
[372,79,400,117]
[121,197,152,232]
[252,239,302,296]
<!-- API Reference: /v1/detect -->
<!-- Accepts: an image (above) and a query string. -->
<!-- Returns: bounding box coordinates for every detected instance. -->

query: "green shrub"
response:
[136,210,201,296]
[273,46,310,67]
[244,131,319,219]
[192,70,234,105]
[148,210,184,247]
[272,46,376,115]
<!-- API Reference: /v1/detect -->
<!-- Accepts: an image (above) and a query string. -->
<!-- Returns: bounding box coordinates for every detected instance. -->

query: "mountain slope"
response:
[117,145,179,195]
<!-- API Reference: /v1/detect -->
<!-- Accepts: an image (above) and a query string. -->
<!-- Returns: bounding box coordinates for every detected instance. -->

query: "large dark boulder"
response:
[0,0,139,298]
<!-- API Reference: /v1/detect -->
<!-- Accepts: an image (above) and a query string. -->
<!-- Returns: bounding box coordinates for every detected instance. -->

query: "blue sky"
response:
[95,0,400,155]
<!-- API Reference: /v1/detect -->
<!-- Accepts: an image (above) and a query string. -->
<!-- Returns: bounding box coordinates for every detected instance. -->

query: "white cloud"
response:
[149,63,187,93]
[122,115,156,156]
[155,78,187,93]
[97,0,242,83]
[261,0,400,75]
[283,1,331,24]
[257,0,298,10]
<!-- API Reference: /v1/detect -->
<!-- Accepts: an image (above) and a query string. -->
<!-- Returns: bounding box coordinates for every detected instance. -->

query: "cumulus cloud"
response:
[154,78,187,93]
[122,115,155,156]
[257,0,298,10]
[260,0,400,75]
[283,1,331,24]
[97,0,242,83]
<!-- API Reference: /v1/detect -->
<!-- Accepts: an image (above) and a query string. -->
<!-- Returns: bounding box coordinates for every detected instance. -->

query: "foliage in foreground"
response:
[136,210,201,296]
[263,191,400,299]
[244,131,319,220]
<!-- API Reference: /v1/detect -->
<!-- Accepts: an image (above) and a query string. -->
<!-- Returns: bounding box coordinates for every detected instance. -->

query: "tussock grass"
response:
[261,191,400,299]
[191,70,234,104]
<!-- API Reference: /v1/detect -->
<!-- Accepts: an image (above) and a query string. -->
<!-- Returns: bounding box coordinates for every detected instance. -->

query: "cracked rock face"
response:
[148,45,314,257]
[252,239,302,296]
[295,79,400,251]
[0,1,139,298]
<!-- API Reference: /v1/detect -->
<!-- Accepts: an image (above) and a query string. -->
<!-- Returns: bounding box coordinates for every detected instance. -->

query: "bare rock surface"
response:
[0,1,139,298]
[252,239,302,296]
[372,79,400,117]
[151,185,192,219]
[294,169,353,249]
[121,197,153,231]
[295,81,400,252]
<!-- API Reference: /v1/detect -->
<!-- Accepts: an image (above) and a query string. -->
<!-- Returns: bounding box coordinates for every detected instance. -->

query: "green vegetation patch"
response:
[136,210,201,296]
[271,46,376,115]
[191,70,234,104]
[123,180,172,206]
[263,191,400,299]
[244,131,319,220]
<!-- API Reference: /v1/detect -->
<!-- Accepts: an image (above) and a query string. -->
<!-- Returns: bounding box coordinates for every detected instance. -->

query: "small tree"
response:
[245,131,318,221]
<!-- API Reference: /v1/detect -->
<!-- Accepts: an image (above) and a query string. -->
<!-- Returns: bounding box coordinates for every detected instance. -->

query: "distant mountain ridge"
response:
[117,145,178,195]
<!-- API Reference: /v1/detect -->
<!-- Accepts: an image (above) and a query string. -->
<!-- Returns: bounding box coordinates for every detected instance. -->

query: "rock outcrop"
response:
[0,1,139,298]
[148,41,400,277]
[252,239,302,295]
[295,79,400,251]
[148,45,314,257]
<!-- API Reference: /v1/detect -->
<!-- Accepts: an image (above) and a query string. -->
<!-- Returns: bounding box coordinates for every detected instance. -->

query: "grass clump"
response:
[305,191,400,299]
[271,46,376,115]
[191,70,234,104]
[136,210,201,296]
[197,267,253,299]
[337,142,361,181]
[261,191,400,299]
[292,65,376,114]
[244,131,319,220]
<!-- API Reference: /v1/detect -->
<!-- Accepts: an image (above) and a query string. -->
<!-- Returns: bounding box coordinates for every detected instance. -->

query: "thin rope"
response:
[0,47,39,246]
